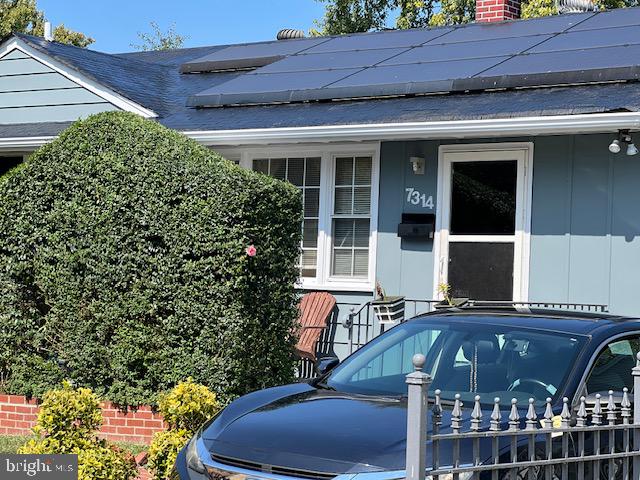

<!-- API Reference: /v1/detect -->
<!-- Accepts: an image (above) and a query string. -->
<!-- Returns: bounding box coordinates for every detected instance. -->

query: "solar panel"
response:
[380,35,552,65]
[434,11,595,43]
[330,56,511,88]
[304,27,454,53]
[180,37,327,72]
[569,6,640,30]
[187,69,362,106]
[478,44,640,77]
[257,48,408,74]
[529,25,640,53]
[186,8,640,108]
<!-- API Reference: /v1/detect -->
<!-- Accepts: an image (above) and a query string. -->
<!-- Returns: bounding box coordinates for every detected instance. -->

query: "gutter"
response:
[183,112,640,146]
[1,112,640,151]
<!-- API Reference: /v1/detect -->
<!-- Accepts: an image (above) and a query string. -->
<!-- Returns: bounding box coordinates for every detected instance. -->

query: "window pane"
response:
[586,338,640,394]
[253,159,268,174]
[354,156,372,185]
[306,157,321,186]
[301,250,317,278]
[450,160,517,235]
[354,219,370,247]
[304,188,320,218]
[353,250,369,277]
[332,250,353,276]
[270,158,286,180]
[335,157,354,186]
[448,242,514,301]
[334,187,352,215]
[353,187,371,214]
[333,218,353,247]
[303,219,318,248]
[287,158,304,186]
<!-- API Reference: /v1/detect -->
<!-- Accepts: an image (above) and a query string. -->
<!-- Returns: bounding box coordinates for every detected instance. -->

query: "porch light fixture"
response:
[409,156,425,175]
[609,130,638,156]
[609,138,621,154]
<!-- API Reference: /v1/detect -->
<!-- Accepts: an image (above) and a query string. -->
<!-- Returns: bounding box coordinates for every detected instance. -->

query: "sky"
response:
[37,0,328,53]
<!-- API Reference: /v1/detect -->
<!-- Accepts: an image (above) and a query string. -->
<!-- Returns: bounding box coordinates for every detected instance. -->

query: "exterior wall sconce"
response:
[409,156,425,175]
[610,130,638,156]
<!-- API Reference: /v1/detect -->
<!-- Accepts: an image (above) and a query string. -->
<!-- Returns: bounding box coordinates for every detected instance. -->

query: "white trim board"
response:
[2,111,639,152]
[432,142,534,303]
[187,112,640,146]
[0,38,157,119]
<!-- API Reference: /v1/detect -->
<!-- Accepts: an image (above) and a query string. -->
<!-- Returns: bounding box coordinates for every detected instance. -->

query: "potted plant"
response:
[434,283,469,309]
[372,282,405,324]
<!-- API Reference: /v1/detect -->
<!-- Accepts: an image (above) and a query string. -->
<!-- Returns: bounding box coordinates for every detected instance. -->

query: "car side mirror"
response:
[315,356,339,376]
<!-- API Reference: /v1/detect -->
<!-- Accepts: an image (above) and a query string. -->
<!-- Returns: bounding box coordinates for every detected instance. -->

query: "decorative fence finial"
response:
[607,390,617,425]
[622,387,631,425]
[452,394,463,433]
[412,353,426,371]
[509,398,519,431]
[592,393,603,425]
[561,397,571,428]
[490,397,501,431]
[576,396,587,427]
[526,398,537,430]
[543,397,554,429]
[471,395,482,431]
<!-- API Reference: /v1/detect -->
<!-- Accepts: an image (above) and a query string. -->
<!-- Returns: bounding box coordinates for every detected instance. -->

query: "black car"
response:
[173,307,640,480]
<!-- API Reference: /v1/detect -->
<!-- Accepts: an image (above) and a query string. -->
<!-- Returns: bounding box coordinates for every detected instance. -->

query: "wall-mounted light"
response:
[409,156,425,175]
[609,130,638,156]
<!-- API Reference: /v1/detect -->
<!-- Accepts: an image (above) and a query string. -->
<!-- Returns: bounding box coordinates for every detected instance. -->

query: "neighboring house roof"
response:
[3,7,640,139]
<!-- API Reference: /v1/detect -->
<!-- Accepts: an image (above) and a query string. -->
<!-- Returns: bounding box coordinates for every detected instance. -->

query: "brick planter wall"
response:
[0,394,165,444]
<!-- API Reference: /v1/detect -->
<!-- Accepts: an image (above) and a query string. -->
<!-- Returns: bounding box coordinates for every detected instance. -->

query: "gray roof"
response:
[7,11,640,138]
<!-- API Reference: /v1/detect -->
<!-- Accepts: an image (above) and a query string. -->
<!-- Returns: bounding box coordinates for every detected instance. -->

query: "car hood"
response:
[201,383,502,475]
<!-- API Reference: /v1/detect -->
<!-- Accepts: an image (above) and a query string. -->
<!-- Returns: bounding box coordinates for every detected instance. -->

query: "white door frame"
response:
[432,143,534,302]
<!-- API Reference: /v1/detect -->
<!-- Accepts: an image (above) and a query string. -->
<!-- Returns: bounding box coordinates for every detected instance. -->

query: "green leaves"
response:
[0,0,94,47]
[0,111,301,408]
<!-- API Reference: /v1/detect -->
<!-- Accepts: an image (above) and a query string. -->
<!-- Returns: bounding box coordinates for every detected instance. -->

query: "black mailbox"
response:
[397,213,435,239]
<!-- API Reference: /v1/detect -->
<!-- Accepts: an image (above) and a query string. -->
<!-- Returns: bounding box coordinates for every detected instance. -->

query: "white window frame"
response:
[433,142,534,302]
[214,143,380,292]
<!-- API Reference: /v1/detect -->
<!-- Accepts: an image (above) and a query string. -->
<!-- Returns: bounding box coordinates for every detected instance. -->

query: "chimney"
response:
[475,0,520,22]
[44,21,53,41]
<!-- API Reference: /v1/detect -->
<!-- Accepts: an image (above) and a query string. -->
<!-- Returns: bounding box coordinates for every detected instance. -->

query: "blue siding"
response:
[0,50,118,124]
[376,135,640,317]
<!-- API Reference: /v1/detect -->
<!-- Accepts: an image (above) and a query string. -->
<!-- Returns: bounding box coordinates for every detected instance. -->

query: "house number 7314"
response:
[405,188,434,209]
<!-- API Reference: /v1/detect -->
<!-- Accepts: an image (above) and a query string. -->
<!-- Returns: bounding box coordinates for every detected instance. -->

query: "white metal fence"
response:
[405,352,640,480]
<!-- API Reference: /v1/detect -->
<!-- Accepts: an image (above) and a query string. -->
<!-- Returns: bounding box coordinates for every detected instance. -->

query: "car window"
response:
[327,320,586,407]
[585,336,640,394]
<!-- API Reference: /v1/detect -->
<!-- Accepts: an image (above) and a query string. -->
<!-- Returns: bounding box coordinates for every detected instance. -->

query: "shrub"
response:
[0,111,302,407]
[147,429,190,480]
[19,383,138,480]
[149,380,220,480]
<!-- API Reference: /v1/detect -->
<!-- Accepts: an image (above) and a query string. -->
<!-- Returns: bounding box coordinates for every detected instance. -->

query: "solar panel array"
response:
[185,8,640,107]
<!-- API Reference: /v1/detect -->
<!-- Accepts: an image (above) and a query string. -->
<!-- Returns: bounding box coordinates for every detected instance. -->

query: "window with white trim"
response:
[331,156,372,278]
[253,157,321,278]
[248,147,378,290]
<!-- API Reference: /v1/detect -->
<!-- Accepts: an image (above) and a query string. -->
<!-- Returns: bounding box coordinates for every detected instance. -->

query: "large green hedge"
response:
[0,111,302,407]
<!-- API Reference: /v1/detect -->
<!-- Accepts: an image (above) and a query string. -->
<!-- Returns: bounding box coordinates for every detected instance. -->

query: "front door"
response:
[435,146,532,302]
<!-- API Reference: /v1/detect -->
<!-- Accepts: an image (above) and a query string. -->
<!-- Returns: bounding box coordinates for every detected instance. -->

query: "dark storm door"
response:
[437,148,529,302]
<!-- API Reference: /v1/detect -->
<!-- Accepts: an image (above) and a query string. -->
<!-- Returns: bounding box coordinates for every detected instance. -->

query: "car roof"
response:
[410,307,640,336]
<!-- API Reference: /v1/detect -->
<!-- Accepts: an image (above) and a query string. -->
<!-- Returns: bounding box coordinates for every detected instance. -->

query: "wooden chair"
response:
[295,292,337,362]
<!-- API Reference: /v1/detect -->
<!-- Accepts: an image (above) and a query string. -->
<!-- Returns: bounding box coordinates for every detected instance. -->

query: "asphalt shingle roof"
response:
[5,9,640,138]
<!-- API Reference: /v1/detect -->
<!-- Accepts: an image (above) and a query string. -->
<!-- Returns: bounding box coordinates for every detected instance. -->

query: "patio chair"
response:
[295,292,337,362]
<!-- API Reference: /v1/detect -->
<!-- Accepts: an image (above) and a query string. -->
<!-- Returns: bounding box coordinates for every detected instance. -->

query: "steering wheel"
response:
[507,378,551,396]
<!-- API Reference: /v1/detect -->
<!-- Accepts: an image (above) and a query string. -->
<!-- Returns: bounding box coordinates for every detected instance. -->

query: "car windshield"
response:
[326,318,587,407]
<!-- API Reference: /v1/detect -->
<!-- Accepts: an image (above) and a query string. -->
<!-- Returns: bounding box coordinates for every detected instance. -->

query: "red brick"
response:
[116,427,136,435]
[106,417,128,427]
[126,419,145,427]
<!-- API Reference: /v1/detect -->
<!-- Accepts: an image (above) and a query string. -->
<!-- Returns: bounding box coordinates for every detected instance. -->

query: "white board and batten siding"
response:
[0,49,118,124]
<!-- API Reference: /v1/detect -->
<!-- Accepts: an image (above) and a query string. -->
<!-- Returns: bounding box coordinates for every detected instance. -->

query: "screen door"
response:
[436,147,530,301]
